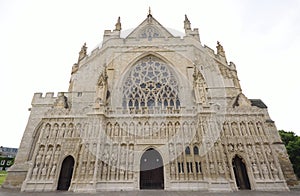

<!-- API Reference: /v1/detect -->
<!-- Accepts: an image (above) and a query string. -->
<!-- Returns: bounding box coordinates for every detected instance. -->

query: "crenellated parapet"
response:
[183,15,200,42]
[32,92,58,106]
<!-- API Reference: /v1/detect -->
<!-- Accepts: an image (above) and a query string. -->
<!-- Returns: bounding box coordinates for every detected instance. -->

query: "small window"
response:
[185,146,191,155]
[193,146,199,155]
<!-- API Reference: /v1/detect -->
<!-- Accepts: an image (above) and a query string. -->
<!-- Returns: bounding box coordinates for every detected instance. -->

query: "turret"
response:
[183,15,200,42]
[103,17,122,43]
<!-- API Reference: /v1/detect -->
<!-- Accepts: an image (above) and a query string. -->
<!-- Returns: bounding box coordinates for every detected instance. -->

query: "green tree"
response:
[279,130,300,179]
[278,130,298,146]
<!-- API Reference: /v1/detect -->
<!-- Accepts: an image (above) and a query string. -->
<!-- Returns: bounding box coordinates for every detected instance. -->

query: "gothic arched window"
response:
[193,146,199,155]
[185,146,191,155]
[122,55,180,110]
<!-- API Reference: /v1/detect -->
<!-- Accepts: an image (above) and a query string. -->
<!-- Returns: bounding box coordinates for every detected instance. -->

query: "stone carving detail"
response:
[216,41,225,57]
[95,69,108,107]
[122,55,180,112]
[252,162,260,179]
[140,26,160,41]
[193,66,208,104]
[25,111,291,189]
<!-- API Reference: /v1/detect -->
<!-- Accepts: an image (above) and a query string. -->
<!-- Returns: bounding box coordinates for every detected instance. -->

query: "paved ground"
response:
[0,188,300,196]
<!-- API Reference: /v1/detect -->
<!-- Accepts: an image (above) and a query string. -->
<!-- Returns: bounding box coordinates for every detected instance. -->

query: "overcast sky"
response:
[1,0,300,148]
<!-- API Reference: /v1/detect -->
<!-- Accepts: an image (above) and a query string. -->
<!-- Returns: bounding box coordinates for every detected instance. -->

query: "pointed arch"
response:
[232,155,251,190]
[193,145,199,155]
[185,146,191,155]
[57,155,75,191]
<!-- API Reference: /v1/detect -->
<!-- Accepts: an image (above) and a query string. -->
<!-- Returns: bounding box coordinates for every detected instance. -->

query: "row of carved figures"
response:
[28,140,282,182]
[222,121,266,136]
[74,143,135,181]
[29,144,61,180]
[39,120,267,145]
[41,123,97,140]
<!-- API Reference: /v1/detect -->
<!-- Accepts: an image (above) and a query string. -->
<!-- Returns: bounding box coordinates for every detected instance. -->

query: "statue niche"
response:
[193,66,208,104]
[95,69,108,107]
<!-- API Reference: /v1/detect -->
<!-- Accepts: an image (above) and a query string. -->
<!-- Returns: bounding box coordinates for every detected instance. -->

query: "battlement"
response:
[103,29,121,43]
[31,91,95,106]
[33,92,64,99]
[32,92,64,106]
[185,28,200,42]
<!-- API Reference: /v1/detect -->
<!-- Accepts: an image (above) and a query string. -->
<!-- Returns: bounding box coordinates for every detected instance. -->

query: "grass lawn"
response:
[0,171,7,185]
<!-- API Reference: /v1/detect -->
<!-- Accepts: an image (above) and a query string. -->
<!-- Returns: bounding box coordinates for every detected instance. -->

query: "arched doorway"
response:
[232,155,251,190]
[57,156,74,191]
[140,148,164,189]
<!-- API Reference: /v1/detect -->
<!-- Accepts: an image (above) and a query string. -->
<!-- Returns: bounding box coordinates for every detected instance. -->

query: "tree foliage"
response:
[278,130,300,179]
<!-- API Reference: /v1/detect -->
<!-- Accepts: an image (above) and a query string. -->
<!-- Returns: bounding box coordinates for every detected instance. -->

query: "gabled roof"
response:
[126,14,175,40]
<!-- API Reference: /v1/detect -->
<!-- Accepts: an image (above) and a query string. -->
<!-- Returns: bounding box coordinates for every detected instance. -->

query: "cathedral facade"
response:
[3,12,297,192]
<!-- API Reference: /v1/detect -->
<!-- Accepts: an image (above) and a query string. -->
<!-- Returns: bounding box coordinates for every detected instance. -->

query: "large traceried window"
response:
[122,55,180,110]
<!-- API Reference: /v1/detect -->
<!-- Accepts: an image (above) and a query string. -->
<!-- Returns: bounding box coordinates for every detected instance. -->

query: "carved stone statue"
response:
[184,15,191,30]
[231,123,239,136]
[95,69,108,106]
[218,162,225,174]
[216,41,225,57]
[240,122,247,136]
[35,146,44,166]
[50,164,56,179]
[78,43,87,62]
[41,166,47,179]
[223,123,230,136]
[193,67,207,104]
[115,16,121,31]
[252,163,260,179]
[261,163,269,179]
[32,166,39,180]
[102,164,108,180]
[45,147,53,166]
[270,162,279,180]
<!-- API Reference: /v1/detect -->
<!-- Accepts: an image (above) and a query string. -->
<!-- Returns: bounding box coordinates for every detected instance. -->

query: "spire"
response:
[147,7,153,23]
[115,16,121,31]
[148,6,152,17]
[184,14,191,31]
[78,42,87,62]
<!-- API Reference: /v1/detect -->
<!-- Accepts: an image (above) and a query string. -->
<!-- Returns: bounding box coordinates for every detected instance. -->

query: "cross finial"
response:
[148,7,152,17]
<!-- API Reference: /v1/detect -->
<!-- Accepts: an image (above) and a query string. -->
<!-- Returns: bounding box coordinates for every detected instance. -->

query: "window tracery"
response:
[122,56,180,111]
[140,26,160,41]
